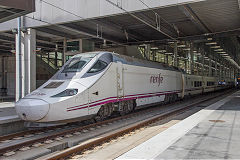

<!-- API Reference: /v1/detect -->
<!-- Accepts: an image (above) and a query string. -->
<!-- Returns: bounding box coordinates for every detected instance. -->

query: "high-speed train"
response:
[15,51,235,126]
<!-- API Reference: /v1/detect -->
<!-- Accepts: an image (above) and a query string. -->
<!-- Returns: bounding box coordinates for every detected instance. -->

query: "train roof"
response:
[111,52,182,72]
[72,51,182,72]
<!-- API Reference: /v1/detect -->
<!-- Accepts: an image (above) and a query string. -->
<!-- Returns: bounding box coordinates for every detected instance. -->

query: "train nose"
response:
[15,99,50,121]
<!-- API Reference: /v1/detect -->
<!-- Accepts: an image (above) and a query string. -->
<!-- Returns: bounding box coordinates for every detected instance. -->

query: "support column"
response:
[165,55,168,65]
[174,42,178,67]
[190,42,194,74]
[16,17,22,101]
[219,59,222,80]
[63,38,67,65]
[215,60,217,77]
[223,62,226,80]
[196,62,199,75]
[152,50,156,61]
[79,39,83,53]
[185,58,187,73]
[145,44,150,60]
[16,28,36,101]
[201,52,205,76]
[229,66,231,79]
[209,58,212,76]
[55,51,58,67]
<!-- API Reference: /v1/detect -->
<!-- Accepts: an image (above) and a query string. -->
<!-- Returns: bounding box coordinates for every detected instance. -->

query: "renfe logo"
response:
[150,73,163,86]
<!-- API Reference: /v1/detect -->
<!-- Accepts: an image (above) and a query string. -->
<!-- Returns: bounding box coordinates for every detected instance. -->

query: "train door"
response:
[117,61,124,98]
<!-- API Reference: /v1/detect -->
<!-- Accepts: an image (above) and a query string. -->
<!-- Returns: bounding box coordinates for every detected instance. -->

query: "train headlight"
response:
[51,89,78,97]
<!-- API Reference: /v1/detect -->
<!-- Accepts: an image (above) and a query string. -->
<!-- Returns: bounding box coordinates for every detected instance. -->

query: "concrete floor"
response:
[157,93,240,159]
[117,91,240,159]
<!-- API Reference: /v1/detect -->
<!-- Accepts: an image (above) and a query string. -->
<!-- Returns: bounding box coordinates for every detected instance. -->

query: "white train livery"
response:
[15,51,235,125]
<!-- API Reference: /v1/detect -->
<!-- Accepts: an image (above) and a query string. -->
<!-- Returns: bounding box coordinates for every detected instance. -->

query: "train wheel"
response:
[127,100,134,112]
[164,94,170,104]
[95,106,105,121]
[120,100,134,116]
[119,101,127,116]
[95,104,113,122]
[173,94,178,102]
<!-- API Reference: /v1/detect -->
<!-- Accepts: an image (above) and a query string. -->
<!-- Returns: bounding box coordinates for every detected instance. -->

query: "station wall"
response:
[0,56,16,96]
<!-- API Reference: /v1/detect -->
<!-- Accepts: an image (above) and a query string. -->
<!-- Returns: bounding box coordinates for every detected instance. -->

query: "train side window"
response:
[88,60,108,73]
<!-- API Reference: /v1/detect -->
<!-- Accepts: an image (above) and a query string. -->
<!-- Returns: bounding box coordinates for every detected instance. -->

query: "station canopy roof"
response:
[0,0,239,54]
[0,0,35,23]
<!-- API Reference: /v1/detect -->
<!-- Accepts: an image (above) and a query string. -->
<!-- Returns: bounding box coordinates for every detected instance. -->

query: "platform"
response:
[0,102,24,136]
[117,90,240,159]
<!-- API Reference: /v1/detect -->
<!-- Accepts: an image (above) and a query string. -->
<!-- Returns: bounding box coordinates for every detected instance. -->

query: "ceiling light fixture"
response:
[177,44,186,48]
[214,49,223,52]
[207,38,213,41]
[210,46,221,49]
[206,42,217,45]
[220,54,228,56]
[158,50,166,53]
[218,51,226,54]
[183,48,190,51]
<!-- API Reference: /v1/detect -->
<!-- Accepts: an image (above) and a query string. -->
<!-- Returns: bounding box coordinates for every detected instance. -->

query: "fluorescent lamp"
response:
[218,51,226,54]
[183,48,190,51]
[210,46,221,49]
[206,42,217,45]
[158,50,166,53]
[214,49,223,51]
[165,52,173,55]
[177,44,186,48]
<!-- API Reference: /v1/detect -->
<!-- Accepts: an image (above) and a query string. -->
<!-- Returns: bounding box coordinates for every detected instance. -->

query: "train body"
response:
[15,51,235,126]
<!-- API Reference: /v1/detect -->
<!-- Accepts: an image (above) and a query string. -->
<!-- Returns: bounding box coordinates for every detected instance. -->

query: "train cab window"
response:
[62,58,90,73]
[88,60,108,73]
[61,53,97,73]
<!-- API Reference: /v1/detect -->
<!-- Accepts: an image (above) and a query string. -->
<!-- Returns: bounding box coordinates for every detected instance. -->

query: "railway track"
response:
[0,89,235,159]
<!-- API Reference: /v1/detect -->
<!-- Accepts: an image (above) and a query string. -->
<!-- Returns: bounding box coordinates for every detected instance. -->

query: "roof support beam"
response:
[59,24,126,45]
[179,4,211,33]
[1,32,62,48]
[36,28,75,39]
[105,0,177,40]
[179,28,240,41]
[93,19,141,41]
[136,12,178,38]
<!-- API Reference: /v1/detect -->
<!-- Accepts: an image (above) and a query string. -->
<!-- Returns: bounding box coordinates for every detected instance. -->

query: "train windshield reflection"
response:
[62,57,91,73]
[51,53,98,80]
